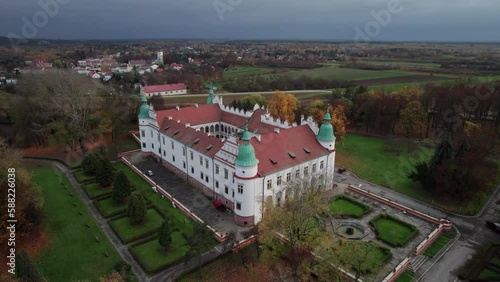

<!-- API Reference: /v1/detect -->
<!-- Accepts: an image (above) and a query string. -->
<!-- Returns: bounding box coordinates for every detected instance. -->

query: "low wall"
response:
[119,156,227,243]
[231,235,257,252]
[414,225,445,256]
[381,257,411,282]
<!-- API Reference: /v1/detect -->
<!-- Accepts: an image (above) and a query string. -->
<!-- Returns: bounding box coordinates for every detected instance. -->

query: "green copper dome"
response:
[316,112,335,142]
[235,125,259,167]
[207,87,214,104]
[138,95,150,118]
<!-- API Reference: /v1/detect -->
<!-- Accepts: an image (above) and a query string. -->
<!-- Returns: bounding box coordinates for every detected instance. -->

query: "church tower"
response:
[233,125,259,226]
[316,111,336,150]
[207,86,215,104]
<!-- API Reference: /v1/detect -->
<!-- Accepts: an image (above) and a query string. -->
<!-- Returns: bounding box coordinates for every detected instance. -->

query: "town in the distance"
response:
[0,3,500,282]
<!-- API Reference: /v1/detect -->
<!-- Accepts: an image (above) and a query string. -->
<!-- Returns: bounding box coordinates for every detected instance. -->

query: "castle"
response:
[138,88,336,226]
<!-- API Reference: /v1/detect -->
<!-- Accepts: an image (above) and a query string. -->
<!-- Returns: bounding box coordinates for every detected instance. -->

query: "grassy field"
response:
[282,64,415,80]
[479,267,500,279]
[329,196,370,218]
[110,208,163,244]
[223,66,286,78]
[130,232,191,274]
[31,165,123,282]
[424,229,457,258]
[362,60,441,68]
[74,169,95,183]
[371,215,417,247]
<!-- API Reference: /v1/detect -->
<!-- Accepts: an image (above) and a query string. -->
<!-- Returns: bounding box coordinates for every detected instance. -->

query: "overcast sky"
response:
[1,0,499,41]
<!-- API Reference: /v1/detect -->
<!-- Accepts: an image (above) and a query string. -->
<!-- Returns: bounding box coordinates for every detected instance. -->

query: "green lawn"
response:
[223,66,286,78]
[31,165,123,282]
[424,229,457,258]
[362,60,441,68]
[105,136,141,160]
[336,241,392,276]
[84,182,113,199]
[329,196,370,218]
[394,271,415,282]
[479,267,500,279]
[74,169,95,183]
[95,196,130,218]
[371,215,417,247]
[109,208,163,244]
[130,232,191,274]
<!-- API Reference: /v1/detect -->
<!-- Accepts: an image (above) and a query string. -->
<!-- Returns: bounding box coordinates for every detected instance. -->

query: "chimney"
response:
[274,128,280,134]
[195,103,199,108]
[195,128,200,132]
[168,116,172,120]
[177,120,180,123]
[176,106,180,111]
[186,123,191,128]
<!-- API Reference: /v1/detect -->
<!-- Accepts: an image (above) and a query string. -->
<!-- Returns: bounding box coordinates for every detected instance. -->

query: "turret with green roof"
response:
[138,95,150,118]
[207,86,214,104]
[316,111,335,142]
[235,124,259,167]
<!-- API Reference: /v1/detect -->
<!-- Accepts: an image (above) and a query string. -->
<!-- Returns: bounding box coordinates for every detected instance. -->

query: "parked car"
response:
[338,167,347,173]
[486,221,500,234]
[146,170,154,176]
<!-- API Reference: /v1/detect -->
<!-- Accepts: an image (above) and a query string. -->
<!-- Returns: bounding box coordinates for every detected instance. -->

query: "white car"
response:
[146,170,154,176]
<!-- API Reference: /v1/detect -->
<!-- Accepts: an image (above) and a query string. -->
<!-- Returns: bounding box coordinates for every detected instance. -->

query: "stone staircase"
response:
[408,255,427,273]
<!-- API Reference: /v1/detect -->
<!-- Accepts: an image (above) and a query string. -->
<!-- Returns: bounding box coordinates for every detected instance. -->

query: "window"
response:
[200,172,204,180]
[237,184,243,194]
[141,130,145,137]
[190,151,194,160]
[304,166,309,176]
[162,136,165,144]
[205,175,209,183]
[224,169,229,180]
[205,159,209,169]
[286,172,291,182]
[172,155,175,162]
[215,165,219,174]
[320,161,324,169]
[215,181,219,188]
[142,142,146,148]
[150,130,153,138]
[182,147,186,156]
[199,156,203,165]
[236,202,241,210]
[152,143,154,149]
[163,150,166,156]
[312,163,317,173]
[171,141,174,150]
[191,166,194,174]
[267,179,272,190]
[183,161,186,169]
[158,148,161,154]
[232,190,234,197]
[295,169,300,178]
[225,186,229,194]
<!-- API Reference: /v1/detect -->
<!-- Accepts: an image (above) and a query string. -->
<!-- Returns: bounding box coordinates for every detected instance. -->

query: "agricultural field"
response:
[282,64,416,80]
[223,66,287,78]
[361,60,442,68]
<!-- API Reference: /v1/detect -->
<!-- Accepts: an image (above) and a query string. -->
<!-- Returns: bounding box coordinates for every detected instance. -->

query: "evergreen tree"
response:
[158,218,173,250]
[112,171,132,203]
[16,249,42,282]
[127,192,147,224]
[81,152,101,175]
[96,157,115,187]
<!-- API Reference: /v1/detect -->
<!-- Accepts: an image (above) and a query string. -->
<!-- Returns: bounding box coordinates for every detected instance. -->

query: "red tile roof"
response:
[160,119,223,157]
[251,125,329,176]
[142,83,186,94]
[156,104,220,126]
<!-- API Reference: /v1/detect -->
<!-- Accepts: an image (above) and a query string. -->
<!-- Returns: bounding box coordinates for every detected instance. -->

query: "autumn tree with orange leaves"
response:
[330,105,348,145]
[268,90,299,124]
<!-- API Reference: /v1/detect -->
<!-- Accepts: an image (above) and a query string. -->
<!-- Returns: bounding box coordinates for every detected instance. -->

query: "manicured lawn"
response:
[114,162,198,233]
[479,267,500,279]
[84,182,113,199]
[335,241,392,277]
[130,232,191,274]
[95,196,130,218]
[74,169,95,183]
[110,208,164,244]
[424,229,457,258]
[31,165,123,282]
[329,196,370,218]
[371,215,417,247]
[394,271,415,282]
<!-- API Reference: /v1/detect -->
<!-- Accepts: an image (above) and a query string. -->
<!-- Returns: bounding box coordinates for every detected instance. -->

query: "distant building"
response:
[140,83,187,97]
[137,88,336,226]
[157,52,164,65]
[128,60,148,68]
[170,63,184,71]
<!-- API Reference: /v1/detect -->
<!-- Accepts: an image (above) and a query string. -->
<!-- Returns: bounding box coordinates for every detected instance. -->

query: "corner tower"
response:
[316,111,336,150]
[207,86,215,104]
[233,125,259,226]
